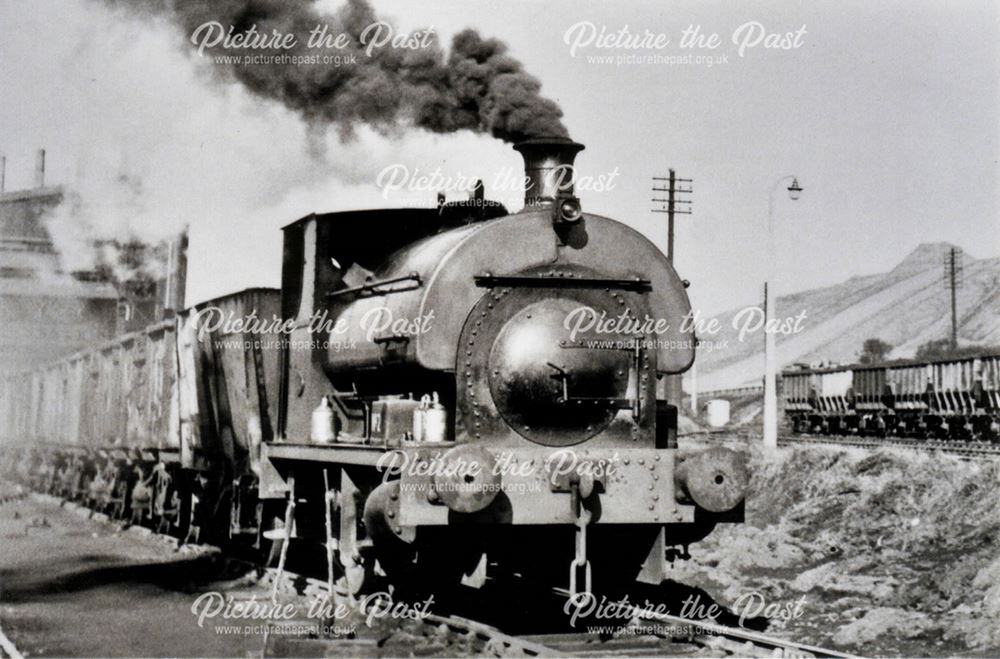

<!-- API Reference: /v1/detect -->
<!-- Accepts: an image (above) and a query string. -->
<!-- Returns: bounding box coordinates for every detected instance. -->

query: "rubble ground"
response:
[671,443,1000,657]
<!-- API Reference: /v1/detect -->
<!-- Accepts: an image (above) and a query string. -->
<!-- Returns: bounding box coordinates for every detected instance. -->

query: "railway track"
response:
[681,428,1000,460]
[176,522,861,658]
[778,433,1000,459]
[11,486,860,658]
[369,587,858,658]
[542,587,857,659]
[624,608,857,658]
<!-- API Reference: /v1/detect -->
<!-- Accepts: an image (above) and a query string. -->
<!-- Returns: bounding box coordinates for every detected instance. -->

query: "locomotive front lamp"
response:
[787,178,803,201]
[557,196,583,223]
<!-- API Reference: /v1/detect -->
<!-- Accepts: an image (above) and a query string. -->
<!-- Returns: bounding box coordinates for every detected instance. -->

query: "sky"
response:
[1,0,997,314]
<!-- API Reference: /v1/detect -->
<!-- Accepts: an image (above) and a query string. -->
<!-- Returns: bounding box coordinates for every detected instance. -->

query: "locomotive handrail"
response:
[473,273,652,291]
[324,272,422,299]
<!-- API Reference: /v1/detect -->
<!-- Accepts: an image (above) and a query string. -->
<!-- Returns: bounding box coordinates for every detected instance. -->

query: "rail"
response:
[779,434,1000,460]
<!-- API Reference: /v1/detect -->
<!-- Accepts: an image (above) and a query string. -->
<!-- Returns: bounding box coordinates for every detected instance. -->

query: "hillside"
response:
[693,243,1000,390]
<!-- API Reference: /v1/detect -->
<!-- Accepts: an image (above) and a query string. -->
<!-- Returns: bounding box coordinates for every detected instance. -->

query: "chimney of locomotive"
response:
[513,137,585,211]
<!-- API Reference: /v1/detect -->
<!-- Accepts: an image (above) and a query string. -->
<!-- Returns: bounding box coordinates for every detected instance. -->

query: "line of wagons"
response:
[0,288,282,544]
[783,353,1000,441]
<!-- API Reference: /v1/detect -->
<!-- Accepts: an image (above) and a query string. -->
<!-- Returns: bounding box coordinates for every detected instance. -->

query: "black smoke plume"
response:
[122,0,568,143]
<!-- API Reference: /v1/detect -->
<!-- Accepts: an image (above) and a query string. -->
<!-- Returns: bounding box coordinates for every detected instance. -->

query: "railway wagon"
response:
[782,370,816,422]
[965,355,999,438]
[0,369,41,481]
[884,357,991,438]
[925,357,978,436]
[175,287,284,539]
[852,365,891,435]
[982,355,1000,415]
[785,366,854,434]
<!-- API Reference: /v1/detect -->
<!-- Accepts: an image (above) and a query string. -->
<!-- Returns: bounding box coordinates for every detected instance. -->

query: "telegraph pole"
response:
[652,172,693,412]
[652,170,692,262]
[944,247,962,351]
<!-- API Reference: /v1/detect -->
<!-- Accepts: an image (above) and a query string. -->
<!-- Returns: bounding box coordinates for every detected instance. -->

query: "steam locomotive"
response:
[783,354,1000,440]
[0,138,747,599]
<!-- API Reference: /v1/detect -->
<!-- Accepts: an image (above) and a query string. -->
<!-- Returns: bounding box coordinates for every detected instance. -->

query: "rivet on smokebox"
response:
[623,457,630,465]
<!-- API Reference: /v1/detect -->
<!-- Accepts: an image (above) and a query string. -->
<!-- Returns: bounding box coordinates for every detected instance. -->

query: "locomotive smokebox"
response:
[513,137,585,209]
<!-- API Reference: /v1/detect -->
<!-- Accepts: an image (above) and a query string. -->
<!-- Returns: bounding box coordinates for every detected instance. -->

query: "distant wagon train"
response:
[0,137,749,600]
[782,354,1000,441]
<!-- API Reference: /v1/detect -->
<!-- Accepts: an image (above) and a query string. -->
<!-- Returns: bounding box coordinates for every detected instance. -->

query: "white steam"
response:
[0,0,520,304]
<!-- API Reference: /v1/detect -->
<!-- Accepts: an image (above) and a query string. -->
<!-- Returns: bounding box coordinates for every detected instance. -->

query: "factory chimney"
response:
[513,137,585,209]
[162,229,189,316]
[34,149,46,188]
[1,155,5,194]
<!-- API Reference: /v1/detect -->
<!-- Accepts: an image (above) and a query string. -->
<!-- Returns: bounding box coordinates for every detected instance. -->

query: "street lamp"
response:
[763,176,803,449]
[787,178,803,201]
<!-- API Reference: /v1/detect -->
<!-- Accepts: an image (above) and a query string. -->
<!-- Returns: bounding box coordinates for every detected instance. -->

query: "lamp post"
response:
[763,176,803,449]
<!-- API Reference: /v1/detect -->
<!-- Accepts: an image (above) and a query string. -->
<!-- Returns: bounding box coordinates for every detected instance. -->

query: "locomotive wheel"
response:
[362,481,418,592]
[361,482,476,597]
